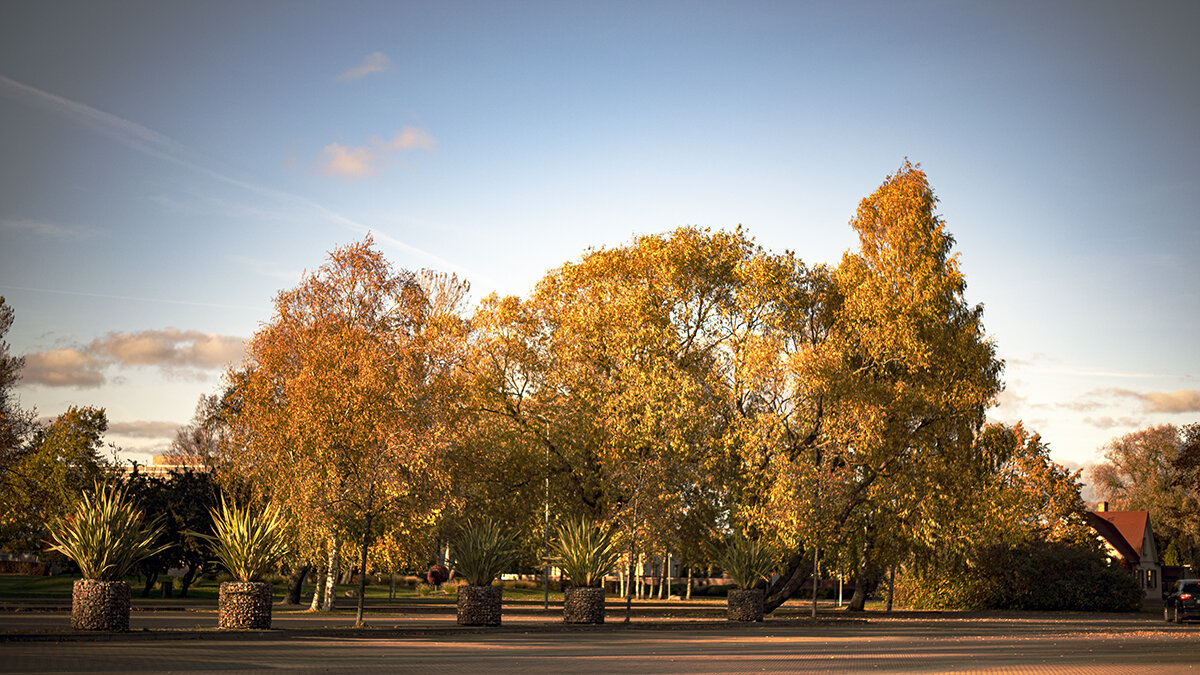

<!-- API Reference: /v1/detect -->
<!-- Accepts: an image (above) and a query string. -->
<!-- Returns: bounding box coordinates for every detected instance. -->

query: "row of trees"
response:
[182,162,1106,619]
[1,162,1135,617]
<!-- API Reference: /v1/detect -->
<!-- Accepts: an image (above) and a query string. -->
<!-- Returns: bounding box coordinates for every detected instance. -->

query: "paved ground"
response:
[1,604,1195,673]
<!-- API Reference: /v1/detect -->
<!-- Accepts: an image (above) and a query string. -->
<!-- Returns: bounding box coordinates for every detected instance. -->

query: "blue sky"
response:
[1,1,1197,473]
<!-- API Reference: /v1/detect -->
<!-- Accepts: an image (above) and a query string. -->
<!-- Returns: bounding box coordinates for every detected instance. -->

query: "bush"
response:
[898,540,1143,612]
[718,536,777,590]
[46,483,167,581]
[550,519,621,588]
[450,520,518,586]
[193,498,289,583]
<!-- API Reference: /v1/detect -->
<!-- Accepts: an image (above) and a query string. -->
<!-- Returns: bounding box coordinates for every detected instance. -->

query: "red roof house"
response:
[1086,505,1161,601]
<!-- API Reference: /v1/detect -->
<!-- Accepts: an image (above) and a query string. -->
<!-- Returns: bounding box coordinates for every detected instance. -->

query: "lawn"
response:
[0,574,571,603]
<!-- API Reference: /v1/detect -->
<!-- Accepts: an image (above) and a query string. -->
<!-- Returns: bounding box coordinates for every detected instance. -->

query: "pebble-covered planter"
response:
[727,588,764,622]
[72,579,130,631]
[563,586,606,624]
[457,584,503,626]
[218,581,273,629]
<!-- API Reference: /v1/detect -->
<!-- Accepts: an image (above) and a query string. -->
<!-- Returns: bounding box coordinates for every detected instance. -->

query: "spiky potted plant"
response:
[46,483,168,631]
[451,519,518,626]
[719,535,777,622]
[551,519,621,624]
[195,498,289,629]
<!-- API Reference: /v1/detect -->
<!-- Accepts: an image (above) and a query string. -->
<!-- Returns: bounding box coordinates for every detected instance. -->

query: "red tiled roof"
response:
[1086,510,1150,565]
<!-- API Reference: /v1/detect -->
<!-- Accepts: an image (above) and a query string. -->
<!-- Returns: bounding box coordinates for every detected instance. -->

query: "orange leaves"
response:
[222,237,468,563]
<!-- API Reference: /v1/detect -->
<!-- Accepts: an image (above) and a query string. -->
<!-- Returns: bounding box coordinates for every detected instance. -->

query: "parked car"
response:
[1164,579,1200,623]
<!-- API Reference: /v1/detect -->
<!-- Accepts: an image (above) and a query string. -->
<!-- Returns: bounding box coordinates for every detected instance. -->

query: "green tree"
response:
[0,298,37,500]
[0,406,115,552]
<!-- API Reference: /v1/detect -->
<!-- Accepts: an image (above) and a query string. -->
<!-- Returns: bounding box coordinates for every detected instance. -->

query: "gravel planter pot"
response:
[727,588,764,622]
[219,581,273,629]
[563,586,606,624]
[457,584,503,626]
[72,579,130,631]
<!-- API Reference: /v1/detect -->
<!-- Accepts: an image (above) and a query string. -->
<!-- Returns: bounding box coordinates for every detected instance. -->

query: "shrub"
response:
[193,498,289,582]
[46,483,168,581]
[550,519,621,587]
[450,520,519,586]
[718,535,777,590]
[897,539,1143,612]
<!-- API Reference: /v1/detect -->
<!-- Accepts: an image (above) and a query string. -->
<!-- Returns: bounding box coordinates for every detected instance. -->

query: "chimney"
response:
[1098,501,1109,512]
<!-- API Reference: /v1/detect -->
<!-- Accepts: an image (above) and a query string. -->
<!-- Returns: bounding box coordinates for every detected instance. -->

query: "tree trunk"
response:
[686,566,692,601]
[285,565,311,605]
[309,564,325,611]
[140,571,159,598]
[886,565,895,612]
[355,512,374,627]
[811,547,819,618]
[848,575,870,611]
[179,565,199,598]
[624,552,635,623]
[322,536,339,611]
[763,549,811,613]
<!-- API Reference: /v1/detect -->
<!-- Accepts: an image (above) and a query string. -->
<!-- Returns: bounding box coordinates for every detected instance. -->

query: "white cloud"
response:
[318,142,377,178]
[21,349,105,388]
[337,52,392,81]
[317,126,436,179]
[19,329,246,388]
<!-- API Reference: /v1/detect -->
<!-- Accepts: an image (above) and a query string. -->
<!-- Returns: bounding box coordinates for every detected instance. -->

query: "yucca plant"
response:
[719,535,777,590]
[196,497,289,582]
[451,519,518,586]
[48,482,168,630]
[550,519,621,587]
[47,482,167,581]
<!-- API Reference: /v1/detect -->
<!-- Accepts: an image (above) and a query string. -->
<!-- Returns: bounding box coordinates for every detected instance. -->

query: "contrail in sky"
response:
[0,284,268,312]
[0,75,479,282]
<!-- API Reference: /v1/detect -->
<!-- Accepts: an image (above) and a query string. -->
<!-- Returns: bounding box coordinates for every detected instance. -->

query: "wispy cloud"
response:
[1,218,98,240]
[337,52,392,81]
[229,255,303,283]
[0,284,267,312]
[317,127,436,179]
[20,329,246,388]
[1108,388,1200,414]
[0,75,478,281]
[1083,415,1145,430]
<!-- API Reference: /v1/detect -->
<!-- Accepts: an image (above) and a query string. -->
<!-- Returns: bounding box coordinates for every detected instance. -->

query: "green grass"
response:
[0,574,571,603]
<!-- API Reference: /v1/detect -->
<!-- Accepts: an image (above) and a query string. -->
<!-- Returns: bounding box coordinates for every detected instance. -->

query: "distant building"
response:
[1086,503,1161,602]
[123,454,209,478]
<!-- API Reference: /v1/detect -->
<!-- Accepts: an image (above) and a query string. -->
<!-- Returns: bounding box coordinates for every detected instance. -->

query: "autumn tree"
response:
[467,229,762,562]
[1092,423,1200,568]
[735,162,1003,612]
[223,237,467,626]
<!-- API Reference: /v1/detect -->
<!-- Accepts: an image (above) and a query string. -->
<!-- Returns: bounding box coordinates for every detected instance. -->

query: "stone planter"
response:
[563,585,606,624]
[727,587,764,622]
[72,579,130,631]
[218,581,273,629]
[457,584,503,626]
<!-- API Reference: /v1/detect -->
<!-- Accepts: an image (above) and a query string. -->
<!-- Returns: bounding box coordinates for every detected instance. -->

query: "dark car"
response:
[1165,579,1200,622]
